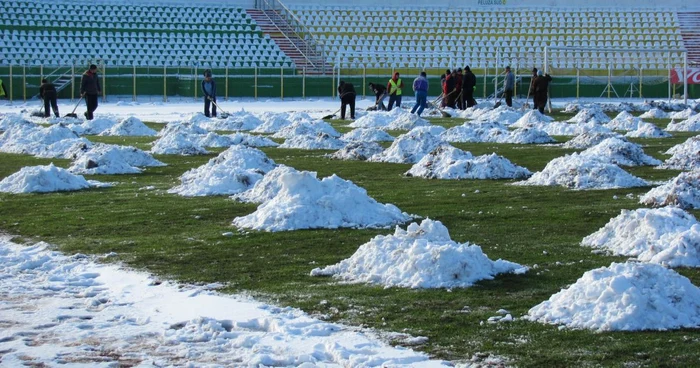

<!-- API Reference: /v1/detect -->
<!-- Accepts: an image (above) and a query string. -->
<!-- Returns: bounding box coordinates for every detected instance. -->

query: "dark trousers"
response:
[43,92,59,117]
[464,89,477,108]
[204,96,217,117]
[341,94,356,119]
[388,94,402,110]
[85,94,98,120]
[504,89,513,107]
[456,91,465,110]
[375,92,387,110]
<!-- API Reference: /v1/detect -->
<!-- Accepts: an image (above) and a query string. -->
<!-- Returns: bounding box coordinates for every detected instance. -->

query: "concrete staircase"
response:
[677,12,700,63]
[247,9,330,74]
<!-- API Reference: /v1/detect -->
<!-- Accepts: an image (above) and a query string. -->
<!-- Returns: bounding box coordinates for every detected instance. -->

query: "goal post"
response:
[544,46,689,104]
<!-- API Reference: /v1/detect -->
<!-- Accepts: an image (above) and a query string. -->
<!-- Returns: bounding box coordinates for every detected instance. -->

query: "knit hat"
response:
[532,67,538,73]
[89,64,97,70]
[537,70,543,76]
[464,66,471,72]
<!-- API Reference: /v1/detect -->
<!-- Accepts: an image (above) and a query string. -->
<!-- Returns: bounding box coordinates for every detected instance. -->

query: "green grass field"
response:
[0,112,698,367]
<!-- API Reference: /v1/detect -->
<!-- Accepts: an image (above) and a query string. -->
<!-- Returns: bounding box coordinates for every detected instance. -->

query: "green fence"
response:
[0,65,696,102]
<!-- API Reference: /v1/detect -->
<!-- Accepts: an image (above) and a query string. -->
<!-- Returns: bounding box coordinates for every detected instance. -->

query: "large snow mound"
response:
[226,132,279,147]
[458,105,523,125]
[341,128,394,142]
[526,262,700,331]
[98,116,158,136]
[197,110,263,131]
[581,207,700,267]
[580,137,662,166]
[568,107,611,124]
[665,135,699,155]
[511,110,553,127]
[232,170,411,231]
[0,164,105,193]
[0,123,80,156]
[72,117,119,135]
[405,145,531,180]
[640,171,700,209]
[70,144,165,175]
[659,137,700,171]
[665,115,700,132]
[169,145,276,197]
[330,141,385,161]
[349,108,431,131]
[639,108,668,119]
[272,120,340,139]
[278,133,346,150]
[150,132,209,155]
[368,128,445,164]
[310,219,527,288]
[157,121,208,137]
[513,153,649,190]
[624,122,671,138]
[230,165,299,204]
[606,111,642,131]
[250,111,296,134]
[561,132,625,149]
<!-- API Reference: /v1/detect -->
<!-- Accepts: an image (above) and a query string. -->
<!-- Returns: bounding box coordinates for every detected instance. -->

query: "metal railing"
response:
[256,0,327,73]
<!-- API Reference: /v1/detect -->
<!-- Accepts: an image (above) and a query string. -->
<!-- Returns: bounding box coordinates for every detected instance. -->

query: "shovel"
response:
[208,97,231,119]
[65,96,84,118]
[322,108,340,120]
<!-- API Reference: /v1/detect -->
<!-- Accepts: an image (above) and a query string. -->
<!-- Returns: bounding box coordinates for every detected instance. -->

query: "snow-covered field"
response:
[1,96,700,365]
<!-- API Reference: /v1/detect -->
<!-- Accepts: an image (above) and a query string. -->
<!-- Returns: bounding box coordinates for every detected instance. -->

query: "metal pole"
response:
[23,65,26,102]
[302,67,306,99]
[71,64,75,101]
[331,67,335,98]
[483,67,487,99]
[683,52,688,104]
[225,63,229,101]
[639,67,643,99]
[102,63,106,102]
[163,65,167,103]
[40,65,43,83]
[254,66,258,101]
[667,51,671,102]
[607,64,611,99]
[9,65,12,103]
[362,65,366,99]
[576,67,580,100]
[133,64,136,102]
[280,66,284,100]
[194,65,198,101]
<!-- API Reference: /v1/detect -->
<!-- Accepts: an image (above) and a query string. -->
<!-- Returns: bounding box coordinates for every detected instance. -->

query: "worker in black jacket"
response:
[80,64,101,120]
[337,80,356,120]
[462,66,477,108]
[39,78,59,118]
[368,82,387,110]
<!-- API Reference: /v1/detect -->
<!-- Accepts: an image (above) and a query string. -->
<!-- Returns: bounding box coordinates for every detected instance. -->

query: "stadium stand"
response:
[0,0,295,69]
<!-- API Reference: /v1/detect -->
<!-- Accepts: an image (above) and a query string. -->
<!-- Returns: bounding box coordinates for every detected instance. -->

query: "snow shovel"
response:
[30,100,45,117]
[427,93,451,118]
[521,77,535,111]
[65,96,84,118]
[207,97,231,119]
[322,108,340,120]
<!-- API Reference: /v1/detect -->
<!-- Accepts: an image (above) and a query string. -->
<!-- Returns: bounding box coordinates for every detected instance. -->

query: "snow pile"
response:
[197,110,263,131]
[72,117,119,135]
[310,219,527,288]
[542,121,613,136]
[658,136,700,171]
[330,141,385,161]
[639,108,668,119]
[33,138,94,159]
[580,137,662,166]
[169,145,276,196]
[198,131,236,147]
[150,132,209,155]
[513,152,649,190]
[0,123,80,155]
[567,107,611,124]
[232,170,410,231]
[0,238,447,367]
[503,127,556,144]
[669,108,696,120]
[0,113,34,131]
[405,145,531,180]
[98,116,158,136]
[581,207,700,267]
[250,111,300,134]
[526,262,700,331]
[278,132,346,150]
[666,115,700,132]
[440,122,509,143]
[511,110,554,128]
[349,108,430,131]
[625,122,671,138]
[231,165,299,204]
[0,163,105,193]
[157,121,208,137]
[70,144,166,175]
[226,132,279,147]
[640,171,700,209]
[272,120,340,139]
[561,132,625,149]
[368,128,445,164]
[341,128,394,142]
[606,111,644,131]
[460,106,523,125]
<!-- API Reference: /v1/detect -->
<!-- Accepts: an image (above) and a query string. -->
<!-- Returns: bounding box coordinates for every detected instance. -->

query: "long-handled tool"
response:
[427,93,451,118]
[207,97,230,119]
[521,77,535,111]
[30,99,45,117]
[65,96,84,118]
[322,108,341,120]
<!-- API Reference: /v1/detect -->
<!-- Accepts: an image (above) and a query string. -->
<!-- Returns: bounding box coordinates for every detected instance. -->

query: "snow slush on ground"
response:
[526,262,700,331]
[513,152,649,190]
[405,145,532,180]
[581,207,700,267]
[310,219,528,288]
[640,170,700,209]
[0,163,109,193]
[169,145,277,196]
[231,169,411,231]
[0,237,449,367]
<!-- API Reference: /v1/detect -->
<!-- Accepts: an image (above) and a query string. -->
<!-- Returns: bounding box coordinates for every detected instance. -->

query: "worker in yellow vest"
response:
[0,78,7,99]
[386,72,404,111]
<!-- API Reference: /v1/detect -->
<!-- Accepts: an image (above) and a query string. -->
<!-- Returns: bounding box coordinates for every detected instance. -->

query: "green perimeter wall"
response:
[1,66,696,101]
